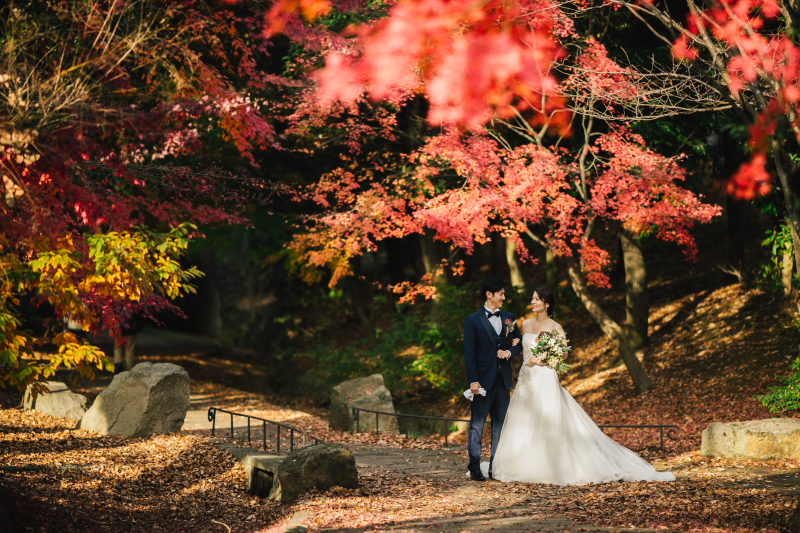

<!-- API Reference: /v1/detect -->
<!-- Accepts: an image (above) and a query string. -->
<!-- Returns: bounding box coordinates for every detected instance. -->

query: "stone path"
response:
[288,482,659,533]
[264,444,665,533]
[266,442,800,532]
[208,439,663,533]
[348,444,468,479]
[182,394,227,433]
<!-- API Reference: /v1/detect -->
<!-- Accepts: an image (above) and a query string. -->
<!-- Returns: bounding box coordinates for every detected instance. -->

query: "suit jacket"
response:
[463,309,523,390]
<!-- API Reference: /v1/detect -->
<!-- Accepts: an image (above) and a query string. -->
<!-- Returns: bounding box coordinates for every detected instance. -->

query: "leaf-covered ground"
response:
[3,401,798,533]
[271,465,799,533]
[3,280,800,532]
[0,406,288,533]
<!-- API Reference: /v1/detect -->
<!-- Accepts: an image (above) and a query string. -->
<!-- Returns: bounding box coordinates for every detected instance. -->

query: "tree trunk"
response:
[789,223,800,313]
[505,238,526,290]
[546,249,558,290]
[782,243,794,297]
[566,255,653,394]
[348,261,373,334]
[419,230,446,284]
[771,140,800,316]
[491,237,499,276]
[620,229,648,353]
[419,230,446,317]
[385,238,408,285]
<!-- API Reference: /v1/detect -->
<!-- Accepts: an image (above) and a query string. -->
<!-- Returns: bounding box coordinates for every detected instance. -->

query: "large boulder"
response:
[329,374,399,434]
[269,443,357,504]
[78,362,189,437]
[23,382,87,422]
[702,418,800,460]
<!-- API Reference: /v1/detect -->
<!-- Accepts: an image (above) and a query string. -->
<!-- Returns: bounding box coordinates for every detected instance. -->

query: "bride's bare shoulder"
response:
[520,318,534,333]
[551,320,566,334]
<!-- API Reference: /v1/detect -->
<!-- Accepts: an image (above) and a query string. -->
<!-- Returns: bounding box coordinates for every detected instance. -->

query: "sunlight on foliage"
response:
[0,224,203,391]
[755,356,800,414]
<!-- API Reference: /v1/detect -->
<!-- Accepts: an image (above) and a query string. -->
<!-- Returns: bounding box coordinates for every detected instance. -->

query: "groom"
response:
[463,276,523,481]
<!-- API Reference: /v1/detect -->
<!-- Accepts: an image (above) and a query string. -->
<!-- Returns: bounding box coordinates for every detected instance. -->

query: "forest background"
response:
[3,0,800,417]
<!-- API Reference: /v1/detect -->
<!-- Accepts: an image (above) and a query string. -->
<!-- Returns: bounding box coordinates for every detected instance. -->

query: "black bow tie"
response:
[486,310,501,318]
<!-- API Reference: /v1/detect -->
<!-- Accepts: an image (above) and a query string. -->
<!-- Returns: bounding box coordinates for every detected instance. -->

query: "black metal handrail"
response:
[208,407,323,454]
[352,407,483,445]
[352,407,681,451]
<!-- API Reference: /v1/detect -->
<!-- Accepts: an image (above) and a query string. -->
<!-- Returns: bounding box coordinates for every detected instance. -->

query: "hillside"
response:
[404,270,799,458]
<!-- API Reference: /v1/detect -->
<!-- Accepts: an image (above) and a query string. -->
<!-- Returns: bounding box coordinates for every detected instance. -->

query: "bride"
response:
[489,286,675,485]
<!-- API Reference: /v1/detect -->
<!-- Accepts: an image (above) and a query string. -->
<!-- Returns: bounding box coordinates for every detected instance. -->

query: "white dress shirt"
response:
[484,306,502,335]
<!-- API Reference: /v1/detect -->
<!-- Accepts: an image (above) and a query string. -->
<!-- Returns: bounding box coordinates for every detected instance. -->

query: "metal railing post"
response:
[204,406,674,456]
[205,408,319,454]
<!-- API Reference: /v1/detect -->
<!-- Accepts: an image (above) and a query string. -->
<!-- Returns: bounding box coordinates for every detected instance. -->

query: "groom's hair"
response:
[480,277,506,302]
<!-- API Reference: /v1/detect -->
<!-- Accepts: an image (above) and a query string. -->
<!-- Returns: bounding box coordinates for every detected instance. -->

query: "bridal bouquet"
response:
[527,331,571,374]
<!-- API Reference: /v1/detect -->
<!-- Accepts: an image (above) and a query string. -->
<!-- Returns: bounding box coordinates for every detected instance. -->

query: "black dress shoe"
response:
[470,470,486,481]
[488,468,493,480]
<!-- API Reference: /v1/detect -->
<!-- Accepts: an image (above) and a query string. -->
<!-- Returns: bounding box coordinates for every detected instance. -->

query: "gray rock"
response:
[78,362,189,437]
[244,454,284,497]
[702,418,800,460]
[329,374,399,434]
[213,441,285,497]
[23,382,87,422]
[215,443,263,463]
[269,443,358,504]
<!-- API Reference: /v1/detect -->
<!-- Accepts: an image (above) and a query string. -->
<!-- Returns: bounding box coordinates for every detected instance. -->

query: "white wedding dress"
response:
[489,333,675,485]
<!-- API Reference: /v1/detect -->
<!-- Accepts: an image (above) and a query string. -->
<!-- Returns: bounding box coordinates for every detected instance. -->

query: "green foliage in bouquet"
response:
[527,331,571,375]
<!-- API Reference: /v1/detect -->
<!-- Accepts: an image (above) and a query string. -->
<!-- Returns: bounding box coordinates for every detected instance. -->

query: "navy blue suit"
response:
[463,308,523,473]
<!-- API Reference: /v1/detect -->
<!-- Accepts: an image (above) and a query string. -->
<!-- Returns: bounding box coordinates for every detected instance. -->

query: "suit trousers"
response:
[467,372,510,472]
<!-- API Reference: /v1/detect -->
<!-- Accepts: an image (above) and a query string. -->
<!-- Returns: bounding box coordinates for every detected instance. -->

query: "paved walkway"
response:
[348,444,468,479]
[286,445,664,533]
[288,482,657,533]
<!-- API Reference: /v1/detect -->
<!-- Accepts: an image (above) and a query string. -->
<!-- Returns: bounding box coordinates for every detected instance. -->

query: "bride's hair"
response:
[533,286,556,318]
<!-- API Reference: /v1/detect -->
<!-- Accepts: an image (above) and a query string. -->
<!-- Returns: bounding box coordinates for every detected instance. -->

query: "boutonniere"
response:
[504,318,516,335]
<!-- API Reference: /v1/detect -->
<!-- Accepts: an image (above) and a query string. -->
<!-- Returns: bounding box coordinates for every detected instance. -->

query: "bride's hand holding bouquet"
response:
[526,330,571,374]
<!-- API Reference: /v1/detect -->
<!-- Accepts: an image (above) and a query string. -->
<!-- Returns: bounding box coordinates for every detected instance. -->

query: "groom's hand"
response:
[470,382,481,394]
[497,349,511,360]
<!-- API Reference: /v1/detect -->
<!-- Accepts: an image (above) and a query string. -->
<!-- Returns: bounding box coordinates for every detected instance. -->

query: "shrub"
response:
[755,357,800,413]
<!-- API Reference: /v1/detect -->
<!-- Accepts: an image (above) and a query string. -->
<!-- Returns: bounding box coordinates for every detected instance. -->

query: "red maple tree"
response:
[0,0,287,388]
[284,28,722,392]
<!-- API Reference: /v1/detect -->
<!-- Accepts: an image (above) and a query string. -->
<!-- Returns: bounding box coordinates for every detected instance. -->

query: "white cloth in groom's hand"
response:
[463,388,487,401]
